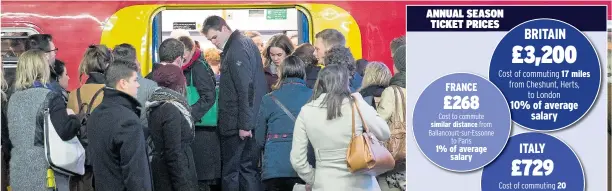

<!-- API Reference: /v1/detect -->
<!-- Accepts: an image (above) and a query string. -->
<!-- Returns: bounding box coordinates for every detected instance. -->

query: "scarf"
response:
[32,81,47,88]
[145,87,194,130]
[144,87,194,160]
[181,49,202,71]
[389,71,406,88]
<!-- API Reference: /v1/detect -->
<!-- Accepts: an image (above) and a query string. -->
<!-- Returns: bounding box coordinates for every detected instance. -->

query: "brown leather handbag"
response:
[346,97,395,176]
[385,86,406,160]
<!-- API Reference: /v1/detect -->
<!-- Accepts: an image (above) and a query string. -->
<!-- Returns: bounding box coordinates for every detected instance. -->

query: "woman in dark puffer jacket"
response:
[146,64,198,191]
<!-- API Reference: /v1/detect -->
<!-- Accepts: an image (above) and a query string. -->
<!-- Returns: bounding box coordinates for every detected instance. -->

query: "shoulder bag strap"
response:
[351,98,356,137]
[392,86,406,122]
[269,94,295,122]
[85,88,105,114]
[189,69,194,86]
[76,88,84,113]
[352,95,370,133]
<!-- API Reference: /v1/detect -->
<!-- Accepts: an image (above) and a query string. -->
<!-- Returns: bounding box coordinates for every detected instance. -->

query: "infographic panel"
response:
[406,5,608,191]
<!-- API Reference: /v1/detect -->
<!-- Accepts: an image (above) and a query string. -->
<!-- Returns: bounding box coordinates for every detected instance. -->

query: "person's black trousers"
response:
[220,135,261,191]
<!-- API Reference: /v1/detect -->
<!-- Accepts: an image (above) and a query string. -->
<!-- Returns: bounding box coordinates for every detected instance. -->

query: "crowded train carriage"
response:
[0,1,611,191]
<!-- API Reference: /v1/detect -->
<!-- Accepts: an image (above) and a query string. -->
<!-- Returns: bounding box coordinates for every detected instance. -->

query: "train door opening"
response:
[151,7,311,64]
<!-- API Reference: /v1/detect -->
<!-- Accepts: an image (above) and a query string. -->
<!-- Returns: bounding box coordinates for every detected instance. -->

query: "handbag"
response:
[43,108,86,176]
[186,61,219,126]
[346,96,395,176]
[385,86,406,160]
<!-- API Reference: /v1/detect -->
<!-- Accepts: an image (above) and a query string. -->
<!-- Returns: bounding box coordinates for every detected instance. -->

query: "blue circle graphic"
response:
[412,73,511,172]
[481,132,584,191]
[488,18,601,131]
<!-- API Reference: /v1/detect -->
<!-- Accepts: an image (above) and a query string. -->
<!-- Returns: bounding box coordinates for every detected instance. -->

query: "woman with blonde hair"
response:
[8,50,84,190]
[358,62,391,109]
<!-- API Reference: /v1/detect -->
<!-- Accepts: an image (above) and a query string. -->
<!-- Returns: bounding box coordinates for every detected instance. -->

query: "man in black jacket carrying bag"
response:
[202,16,268,191]
[87,61,153,191]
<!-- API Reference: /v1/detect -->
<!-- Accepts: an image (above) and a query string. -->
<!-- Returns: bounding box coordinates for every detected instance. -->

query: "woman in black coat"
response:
[178,36,221,190]
[146,64,198,191]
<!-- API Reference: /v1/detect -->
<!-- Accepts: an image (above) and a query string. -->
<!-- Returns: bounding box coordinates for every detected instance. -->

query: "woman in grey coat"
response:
[7,50,83,190]
[290,65,391,191]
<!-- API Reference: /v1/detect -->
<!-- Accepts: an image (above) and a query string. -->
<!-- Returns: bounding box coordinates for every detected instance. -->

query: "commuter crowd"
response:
[0,15,407,191]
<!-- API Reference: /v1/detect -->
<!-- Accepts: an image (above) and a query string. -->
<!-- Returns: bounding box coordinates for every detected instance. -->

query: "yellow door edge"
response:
[298,4,363,60]
[100,4,163,76]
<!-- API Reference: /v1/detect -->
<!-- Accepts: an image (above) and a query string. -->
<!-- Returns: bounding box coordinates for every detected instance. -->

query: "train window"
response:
[1,28,37,62]
[153,7,309,64]
[1,28,38,92]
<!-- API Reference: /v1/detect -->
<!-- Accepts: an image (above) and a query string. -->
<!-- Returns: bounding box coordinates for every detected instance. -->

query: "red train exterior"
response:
[2,0,610,90]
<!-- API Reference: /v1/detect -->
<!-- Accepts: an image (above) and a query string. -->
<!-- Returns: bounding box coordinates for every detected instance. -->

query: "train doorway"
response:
[98,4,362,76]
[151,7,310,64]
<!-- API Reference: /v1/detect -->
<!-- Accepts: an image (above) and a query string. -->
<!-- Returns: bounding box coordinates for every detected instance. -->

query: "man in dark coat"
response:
[87,60,153,191]
[202,15,268,191]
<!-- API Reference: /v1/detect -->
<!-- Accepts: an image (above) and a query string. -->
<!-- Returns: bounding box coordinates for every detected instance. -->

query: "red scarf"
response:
[182,49,202,71]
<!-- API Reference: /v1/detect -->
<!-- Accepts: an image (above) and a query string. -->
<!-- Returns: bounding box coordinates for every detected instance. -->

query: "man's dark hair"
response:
[159,38,185,63]
[26,34,53,51]
[177,36,195,51]
[112,43,137,62]
[315,29,345,49]
[105,60,138,88]
[201,15,231,35]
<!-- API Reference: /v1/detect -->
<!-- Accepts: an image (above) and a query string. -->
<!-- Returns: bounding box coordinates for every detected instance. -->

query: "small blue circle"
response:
[481,132,584,191]
[413,73,511,172]
[488,18,601,131]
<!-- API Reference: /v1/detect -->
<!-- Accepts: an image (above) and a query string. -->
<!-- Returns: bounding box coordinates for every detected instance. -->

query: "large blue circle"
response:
[488,18,601,131]
[481,132,584,191]
[412,73,511,172]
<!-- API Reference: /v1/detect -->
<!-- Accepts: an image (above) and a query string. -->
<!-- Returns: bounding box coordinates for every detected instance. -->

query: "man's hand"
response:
[66,108,75,115]
[239,130,252,140]
[306,184,312,191]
